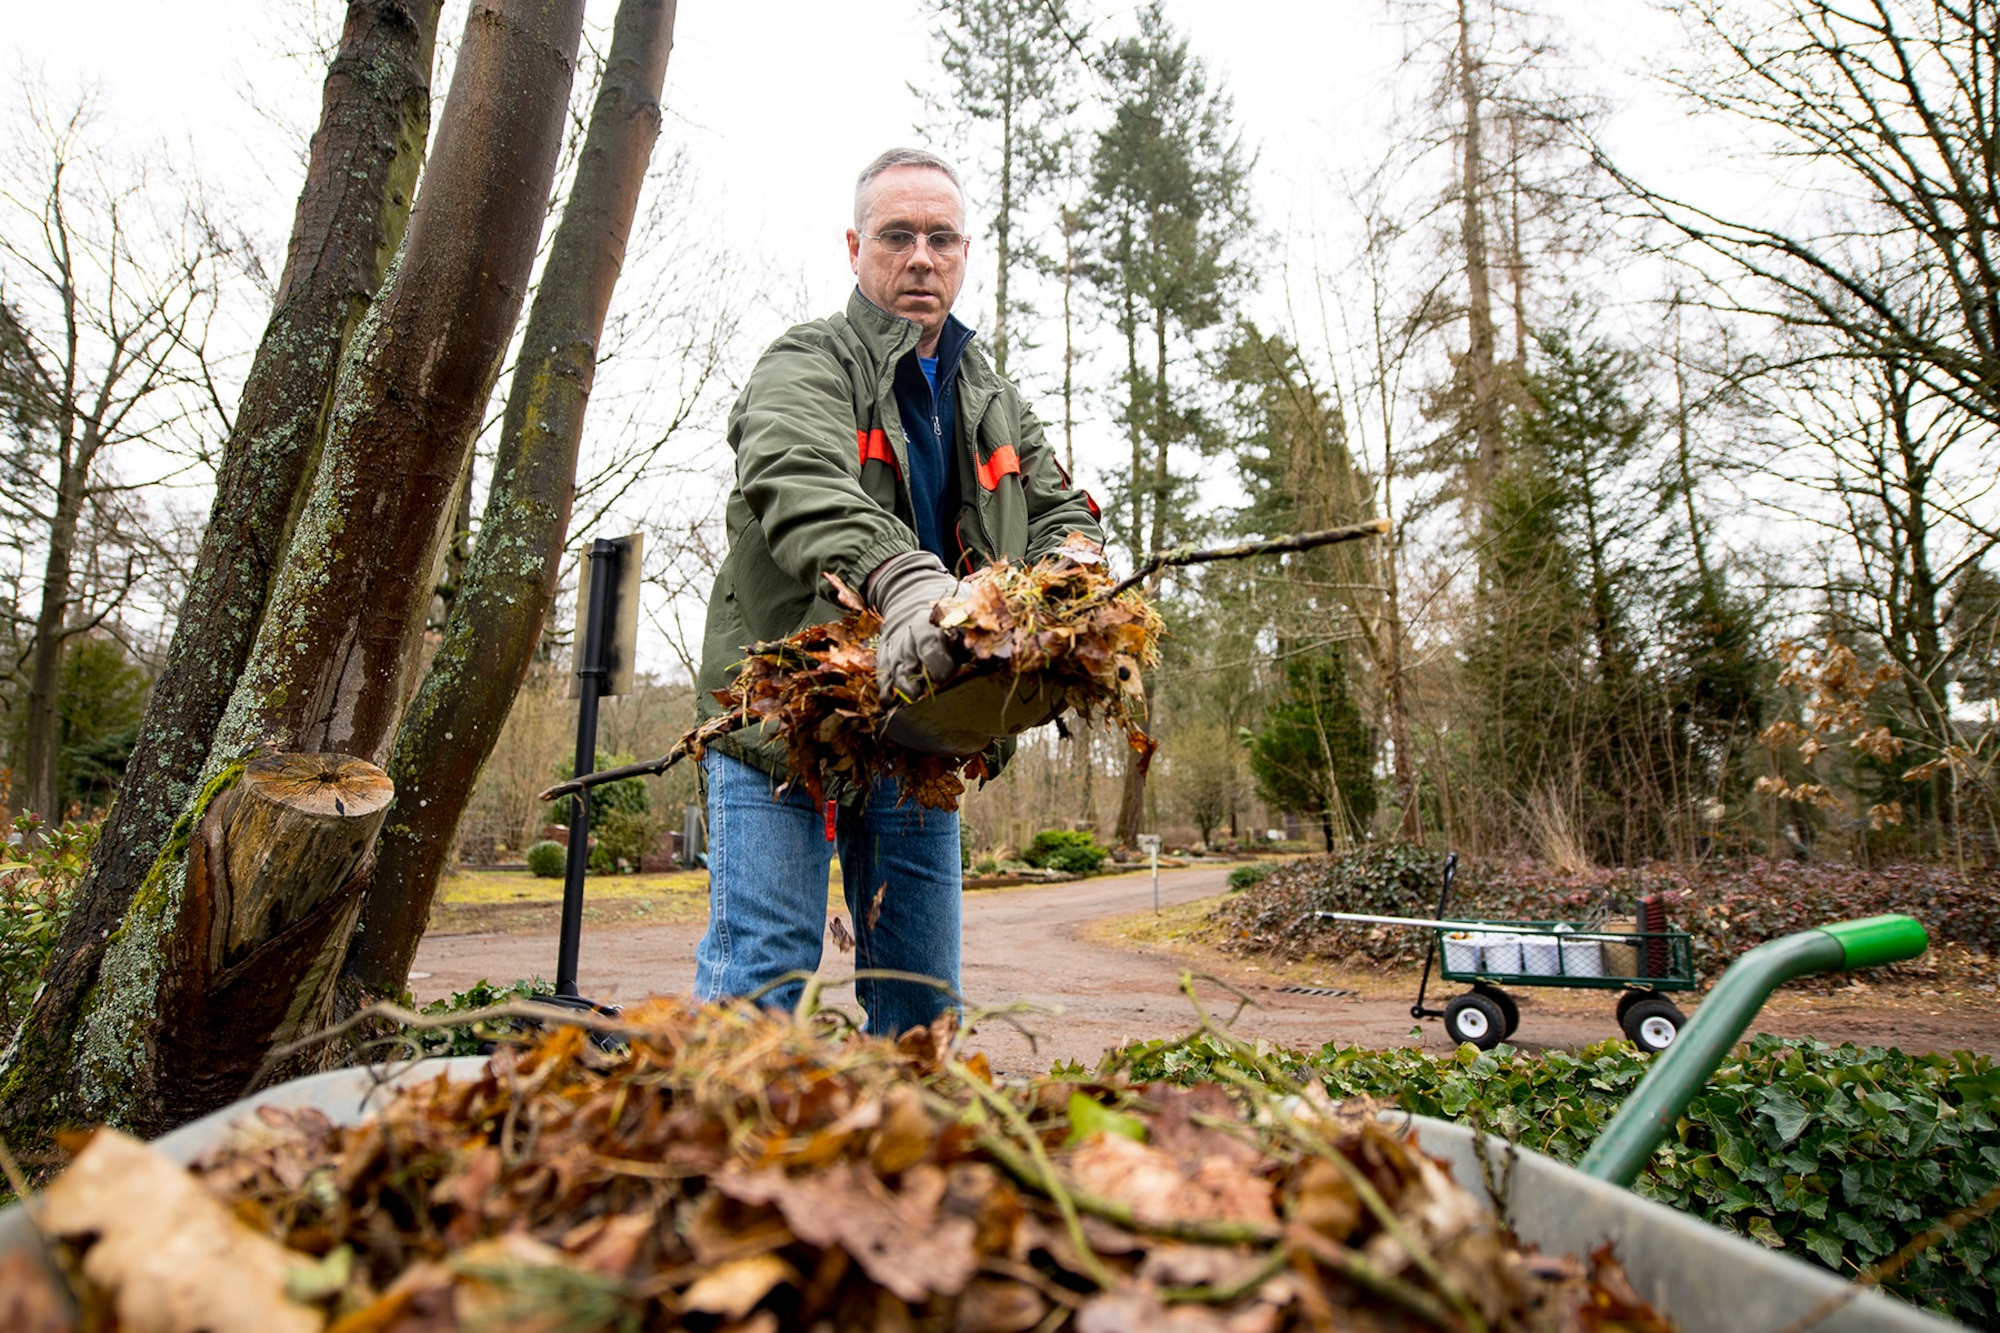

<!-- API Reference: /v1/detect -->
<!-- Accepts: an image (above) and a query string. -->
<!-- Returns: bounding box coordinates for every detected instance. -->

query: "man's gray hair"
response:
[854,148,963,228]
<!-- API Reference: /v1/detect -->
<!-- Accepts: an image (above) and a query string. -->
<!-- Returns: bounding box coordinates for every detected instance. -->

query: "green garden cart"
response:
[1315,851,1702,1051]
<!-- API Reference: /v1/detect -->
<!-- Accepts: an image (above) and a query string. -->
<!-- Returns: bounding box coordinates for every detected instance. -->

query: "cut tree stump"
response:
[146,752,396,1131]
[222,753,394,960]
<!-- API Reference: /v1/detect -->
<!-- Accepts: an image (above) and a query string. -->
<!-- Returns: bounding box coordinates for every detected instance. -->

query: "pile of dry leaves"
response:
[5,1001,1672,1332]
[686,534,1163,810]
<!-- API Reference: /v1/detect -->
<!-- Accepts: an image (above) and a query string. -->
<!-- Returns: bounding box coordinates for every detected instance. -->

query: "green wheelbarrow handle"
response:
[1578,914,1928,1188]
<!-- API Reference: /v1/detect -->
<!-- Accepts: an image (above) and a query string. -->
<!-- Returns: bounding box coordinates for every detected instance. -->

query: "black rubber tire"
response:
[1473,984,1519,1039]
[1616,988,1648,1023]
[1621,997,1686,1053]
[1444,993,1506,1050]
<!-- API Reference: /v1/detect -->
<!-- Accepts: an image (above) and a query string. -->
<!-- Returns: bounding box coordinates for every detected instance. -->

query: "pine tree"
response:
[1083,1,1254,845]
[915,0,1083,378]
[1244,650,1376,851]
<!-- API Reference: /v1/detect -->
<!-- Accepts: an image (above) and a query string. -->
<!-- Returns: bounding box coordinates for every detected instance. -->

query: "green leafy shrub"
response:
[526,840,567,878]
[594,807,659,872]
[0,813,98,1047]
[1111,1032,2000,1325]
[1020,829,1108,874]
[403,977,548,1057]
[1227,861,1277,891]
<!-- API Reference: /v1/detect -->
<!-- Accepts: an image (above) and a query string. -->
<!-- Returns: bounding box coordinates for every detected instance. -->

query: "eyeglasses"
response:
[861,229,968,256]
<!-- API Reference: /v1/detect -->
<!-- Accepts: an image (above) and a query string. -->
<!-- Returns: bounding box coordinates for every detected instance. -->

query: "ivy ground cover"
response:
[1114,1031,2000,1326]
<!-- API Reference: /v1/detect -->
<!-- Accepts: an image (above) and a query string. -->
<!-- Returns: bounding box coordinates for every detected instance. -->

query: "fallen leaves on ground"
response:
[11,999,1676,1331]
[697,534,1163,810]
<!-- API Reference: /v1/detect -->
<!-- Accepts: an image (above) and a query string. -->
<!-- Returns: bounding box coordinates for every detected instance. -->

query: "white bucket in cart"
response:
[1442,931,1482,971]
[1559,935,1605,977]
[1478,934,1524,973]
[1521,935,1563,975]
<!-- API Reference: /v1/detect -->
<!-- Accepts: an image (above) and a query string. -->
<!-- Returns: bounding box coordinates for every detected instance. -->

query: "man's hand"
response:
[867,550,961,704]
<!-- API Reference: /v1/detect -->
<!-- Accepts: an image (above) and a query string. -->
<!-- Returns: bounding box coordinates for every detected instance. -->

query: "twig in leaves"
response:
[1159,1245,1294,1305]
[953,1061,1120,1292]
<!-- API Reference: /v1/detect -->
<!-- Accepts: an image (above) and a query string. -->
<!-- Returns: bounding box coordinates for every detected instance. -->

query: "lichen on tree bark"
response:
[345,0,680,1001]
[1,0,586,1138]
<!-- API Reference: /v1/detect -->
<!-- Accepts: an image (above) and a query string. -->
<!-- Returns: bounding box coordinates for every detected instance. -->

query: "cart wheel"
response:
[1444,993,1505,1050]
[1616,988,1653,1023]
[1473,984,1519,1039]
[1621,997,1685,1053]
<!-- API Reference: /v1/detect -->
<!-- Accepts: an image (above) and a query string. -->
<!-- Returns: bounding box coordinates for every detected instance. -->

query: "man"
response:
[692,148,1103,1034]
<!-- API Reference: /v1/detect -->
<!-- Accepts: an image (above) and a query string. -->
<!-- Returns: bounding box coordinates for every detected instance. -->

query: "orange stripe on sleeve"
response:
[856,428,897,472]
[975,444,1021,491]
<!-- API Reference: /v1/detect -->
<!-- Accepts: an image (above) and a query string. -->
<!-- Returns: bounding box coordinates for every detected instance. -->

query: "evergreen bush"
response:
[525,840,566,878]
[1020,829,1108,873]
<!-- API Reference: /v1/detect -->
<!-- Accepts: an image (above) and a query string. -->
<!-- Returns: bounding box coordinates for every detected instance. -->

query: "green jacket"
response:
[697,289,1103,785]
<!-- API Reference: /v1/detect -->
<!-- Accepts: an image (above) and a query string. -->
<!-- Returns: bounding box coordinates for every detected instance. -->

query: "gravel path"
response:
[411,863,2000,1073]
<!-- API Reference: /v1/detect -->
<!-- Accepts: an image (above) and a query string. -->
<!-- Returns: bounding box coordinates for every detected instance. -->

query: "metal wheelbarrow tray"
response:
[0,914,1960,1330]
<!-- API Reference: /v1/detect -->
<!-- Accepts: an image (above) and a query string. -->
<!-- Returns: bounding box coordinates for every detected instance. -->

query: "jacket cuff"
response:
[836,533,917,601]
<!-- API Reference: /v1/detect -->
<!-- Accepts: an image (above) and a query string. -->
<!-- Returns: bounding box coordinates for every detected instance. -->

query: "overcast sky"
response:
[7,1,1726,334]
[7,1,1758,673]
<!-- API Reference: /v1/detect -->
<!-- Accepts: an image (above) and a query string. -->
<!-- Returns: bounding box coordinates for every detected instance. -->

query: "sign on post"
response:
[569,532,643,699]
[1137,833,1163,914]
[552,534,643,1000]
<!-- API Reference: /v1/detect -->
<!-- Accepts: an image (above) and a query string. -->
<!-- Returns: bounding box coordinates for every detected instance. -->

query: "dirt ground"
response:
[410,862,2000,1076]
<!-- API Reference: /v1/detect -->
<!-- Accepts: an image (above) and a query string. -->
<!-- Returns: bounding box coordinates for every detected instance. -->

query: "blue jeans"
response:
[694,750,961,1035]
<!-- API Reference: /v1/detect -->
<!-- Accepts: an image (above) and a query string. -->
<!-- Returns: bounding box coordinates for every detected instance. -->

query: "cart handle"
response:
[1577,914,1928,1187]
[1308,910,1681,941]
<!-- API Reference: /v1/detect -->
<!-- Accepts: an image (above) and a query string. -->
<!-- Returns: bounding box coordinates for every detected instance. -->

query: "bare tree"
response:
[1616,0,2000,845]
[1,0,584,1138]
[0,0,443,1138]
[0,98,232,825]
[1623,0,2000,432]
[1748,344,1998,842]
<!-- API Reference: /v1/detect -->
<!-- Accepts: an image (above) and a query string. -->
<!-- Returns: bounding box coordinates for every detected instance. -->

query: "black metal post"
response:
[557,538,617,997]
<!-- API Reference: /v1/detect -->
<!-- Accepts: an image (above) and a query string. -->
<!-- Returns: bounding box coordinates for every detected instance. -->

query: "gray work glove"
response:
[867,549,962,705]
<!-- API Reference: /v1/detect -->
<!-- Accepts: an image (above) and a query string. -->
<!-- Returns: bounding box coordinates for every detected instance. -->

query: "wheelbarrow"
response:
[1313,851,1703,1051]
[0,910,1953,1331]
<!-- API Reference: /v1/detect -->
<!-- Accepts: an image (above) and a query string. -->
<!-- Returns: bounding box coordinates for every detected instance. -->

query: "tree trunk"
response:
[1121,275,1143,560]
[993,30,1016,377]
[1060,206,1079,475]
[20,441,90,823]
[3,0,442,1133]
[1114,734,1148,846]
[1456,0,1504,513]
[226,1,581,764]
[344,0,677,1001]
[1148,308,1172,561]
[152,753,392,1126]
[1,0,583,1139]
[1115,306,1175,847]
[1384,563,1421,841]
